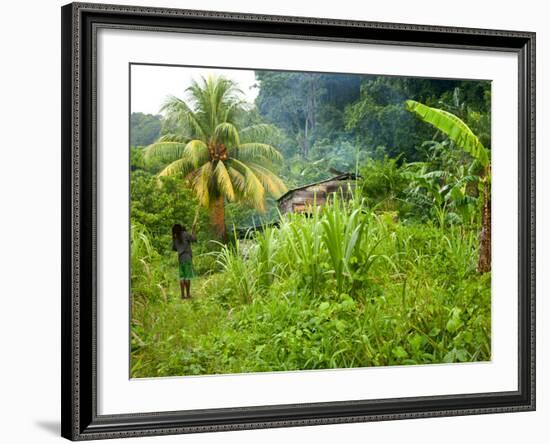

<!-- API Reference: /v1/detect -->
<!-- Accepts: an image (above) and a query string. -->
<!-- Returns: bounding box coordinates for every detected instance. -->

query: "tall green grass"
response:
[131,194,490,377]
[216,193,392,299]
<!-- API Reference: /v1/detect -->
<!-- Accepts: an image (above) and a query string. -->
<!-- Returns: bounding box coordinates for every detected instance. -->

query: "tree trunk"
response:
[303,117,309,157]
[477,178,491,273]
[210,196,227,242]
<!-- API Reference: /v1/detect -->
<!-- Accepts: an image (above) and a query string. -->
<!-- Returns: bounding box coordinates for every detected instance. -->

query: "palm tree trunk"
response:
[477,179,491,273]
[210,196,227,242]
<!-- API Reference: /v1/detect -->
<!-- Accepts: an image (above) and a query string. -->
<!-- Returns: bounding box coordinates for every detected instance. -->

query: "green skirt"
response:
[178,260,195,280]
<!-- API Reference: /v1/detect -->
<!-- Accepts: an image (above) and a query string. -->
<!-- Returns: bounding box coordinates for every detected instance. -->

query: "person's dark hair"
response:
[172,223,185,242]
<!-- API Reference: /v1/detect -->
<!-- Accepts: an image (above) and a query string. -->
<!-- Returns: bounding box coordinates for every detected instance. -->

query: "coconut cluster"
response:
[208,143,229,161]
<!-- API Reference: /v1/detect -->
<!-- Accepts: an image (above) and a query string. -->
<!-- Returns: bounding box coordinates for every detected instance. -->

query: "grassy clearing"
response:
[130,195,490,378]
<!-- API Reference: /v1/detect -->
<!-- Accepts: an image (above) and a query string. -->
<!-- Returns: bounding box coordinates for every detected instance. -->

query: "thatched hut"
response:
[277,172,359,215]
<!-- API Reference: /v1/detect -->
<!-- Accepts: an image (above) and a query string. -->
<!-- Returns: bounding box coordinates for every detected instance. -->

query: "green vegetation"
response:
[130,112,162,147]
[142,76,287,239]
[405,99,491,272]
[130,71,491,377]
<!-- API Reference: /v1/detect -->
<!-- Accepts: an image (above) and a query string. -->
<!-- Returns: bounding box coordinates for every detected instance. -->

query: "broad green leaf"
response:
[405,100,489,167]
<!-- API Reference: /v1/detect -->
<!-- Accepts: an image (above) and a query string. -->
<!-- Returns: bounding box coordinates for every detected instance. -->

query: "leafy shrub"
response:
[359,156,412,216]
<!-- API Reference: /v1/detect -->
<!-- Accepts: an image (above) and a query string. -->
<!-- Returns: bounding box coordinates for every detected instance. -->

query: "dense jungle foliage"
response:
[130,112,162,147]
[130,71,491,377]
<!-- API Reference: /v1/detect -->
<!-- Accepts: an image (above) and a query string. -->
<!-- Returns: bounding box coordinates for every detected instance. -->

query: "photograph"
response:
[129,64,492,378]
[57,1,536,439]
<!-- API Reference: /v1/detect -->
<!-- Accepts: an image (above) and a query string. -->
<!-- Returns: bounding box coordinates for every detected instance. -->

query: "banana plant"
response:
[405,100,491,273]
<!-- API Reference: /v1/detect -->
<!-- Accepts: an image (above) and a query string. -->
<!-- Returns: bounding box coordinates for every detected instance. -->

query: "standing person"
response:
[172,222,197,300]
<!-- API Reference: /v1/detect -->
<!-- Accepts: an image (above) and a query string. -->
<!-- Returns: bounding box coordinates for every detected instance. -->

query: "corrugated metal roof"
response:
[276,172,360,202]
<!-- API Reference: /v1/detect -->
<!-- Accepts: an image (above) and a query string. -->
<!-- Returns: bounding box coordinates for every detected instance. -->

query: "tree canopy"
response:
[130,112,162,147]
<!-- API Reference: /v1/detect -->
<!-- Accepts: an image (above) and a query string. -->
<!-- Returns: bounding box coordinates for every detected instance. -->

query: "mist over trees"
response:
[131,72,490,188]
[254,71,490,167]
[254,72,362,157]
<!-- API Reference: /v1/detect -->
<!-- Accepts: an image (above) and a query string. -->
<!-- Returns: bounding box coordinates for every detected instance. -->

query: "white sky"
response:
[130,64,258,115]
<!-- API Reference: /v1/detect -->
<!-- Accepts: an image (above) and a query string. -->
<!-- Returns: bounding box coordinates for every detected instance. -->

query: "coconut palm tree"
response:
[405,99,491,273]
[143,75,287,240]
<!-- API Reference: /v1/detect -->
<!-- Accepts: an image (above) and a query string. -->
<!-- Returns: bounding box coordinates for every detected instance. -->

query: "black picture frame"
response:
[61,2,536,440]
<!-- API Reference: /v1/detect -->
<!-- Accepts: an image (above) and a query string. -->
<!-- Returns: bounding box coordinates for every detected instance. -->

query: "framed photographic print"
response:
[61,2,536,440]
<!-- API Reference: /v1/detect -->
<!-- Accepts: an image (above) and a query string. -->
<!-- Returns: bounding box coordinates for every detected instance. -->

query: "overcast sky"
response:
[130,65,259,115]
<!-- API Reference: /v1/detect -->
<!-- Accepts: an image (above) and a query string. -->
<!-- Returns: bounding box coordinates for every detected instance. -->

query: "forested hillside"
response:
[130,112,162,147]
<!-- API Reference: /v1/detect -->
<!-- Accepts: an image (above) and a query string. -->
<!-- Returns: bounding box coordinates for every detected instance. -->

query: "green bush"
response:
[359,156,412,216]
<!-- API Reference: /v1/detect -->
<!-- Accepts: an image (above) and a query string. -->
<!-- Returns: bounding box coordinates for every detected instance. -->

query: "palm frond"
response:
[182,139,210,169]
[228,158,266,212]
[187,75,243,133]
[239,123,280,144]
[213,122,240,147]
[235,143,283,164]
[157,133,189,143]
[246,162,288,197]
[222,101,246,124]
[226,166,246,195]
[192,161,214,207]
[161,95,207,139]
[213,161,236,201]
[157,158,194,177]
[143,142,186,164]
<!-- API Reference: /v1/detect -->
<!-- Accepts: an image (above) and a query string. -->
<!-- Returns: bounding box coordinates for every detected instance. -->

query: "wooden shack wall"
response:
[278,180,356,214]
